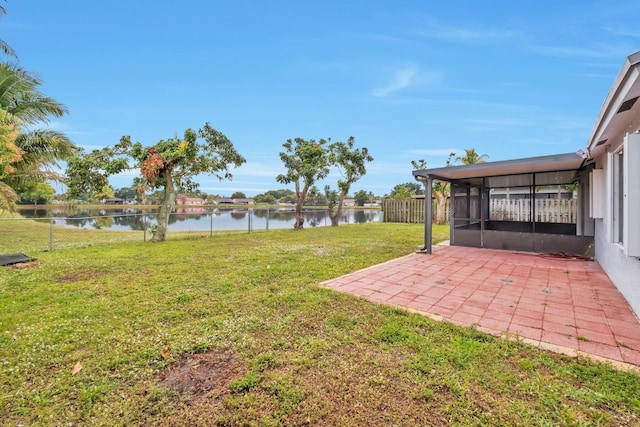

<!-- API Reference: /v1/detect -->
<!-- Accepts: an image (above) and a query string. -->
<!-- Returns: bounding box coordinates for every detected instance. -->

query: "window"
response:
[589,169,604,219]
[612,149,624,244]
[610,133,640,256]
[622,133,640,257]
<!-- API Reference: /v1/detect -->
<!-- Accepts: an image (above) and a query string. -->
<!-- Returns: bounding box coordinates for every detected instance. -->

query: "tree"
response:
[262,194,276,204]
[255,188,295,204]
[0,119,20,210]
[231,191,246,199]
[306,185,320,206]
[411,158,452,225]
[276,138,330,229]
[412,150,487,224]
[65,123,245,241]
[353,189,369,206]
[304,185,328,206]
[389,182,422,200]
[268,189,294,200]
[14,180,55,205]
[93,185,115,202]
[455,148,488,165]
[324,137,373,226]
[390,185,413,201]
[114,186,138,200]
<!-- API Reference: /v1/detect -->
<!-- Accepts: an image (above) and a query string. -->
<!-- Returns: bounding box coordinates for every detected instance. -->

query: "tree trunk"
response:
[293,182,308,230]
[434,192,447,225]
[330,189,347,226]
[151,169,176,242]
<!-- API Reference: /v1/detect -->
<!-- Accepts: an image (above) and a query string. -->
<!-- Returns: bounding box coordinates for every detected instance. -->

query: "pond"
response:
[18,206,383,232]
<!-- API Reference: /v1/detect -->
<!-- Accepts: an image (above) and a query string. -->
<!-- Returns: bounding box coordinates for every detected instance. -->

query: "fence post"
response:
[248,210,251,234]
[210,211,213,237]
[143,215,146,242]
[49,218,54,252]
[266,208,269,231]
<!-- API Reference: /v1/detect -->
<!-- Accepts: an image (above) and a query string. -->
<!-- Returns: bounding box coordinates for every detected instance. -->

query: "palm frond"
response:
[0,40,17,59]
[5,130,78,185]
[0,64,65,125]
[15,129,78,161]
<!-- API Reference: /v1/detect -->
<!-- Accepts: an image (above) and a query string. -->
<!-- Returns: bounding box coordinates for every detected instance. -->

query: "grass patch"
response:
[1,222,639,426]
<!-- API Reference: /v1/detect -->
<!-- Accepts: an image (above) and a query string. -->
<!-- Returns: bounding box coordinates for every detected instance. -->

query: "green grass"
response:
[1,222,639,426]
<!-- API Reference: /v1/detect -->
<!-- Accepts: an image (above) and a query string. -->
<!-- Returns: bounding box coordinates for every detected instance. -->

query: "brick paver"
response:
[320,244,640,369]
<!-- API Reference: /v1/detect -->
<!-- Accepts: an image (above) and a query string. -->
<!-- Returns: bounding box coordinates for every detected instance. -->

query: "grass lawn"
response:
[1,222,639,426]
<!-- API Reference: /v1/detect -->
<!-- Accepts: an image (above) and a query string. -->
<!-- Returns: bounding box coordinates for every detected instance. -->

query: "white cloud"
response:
[602,26,640,38]
[371,66,444,98]
[416,19,516,44]
[372,66,419,97]
[532,43,632,59]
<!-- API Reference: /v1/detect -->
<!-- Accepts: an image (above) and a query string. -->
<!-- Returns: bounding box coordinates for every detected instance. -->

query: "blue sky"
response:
[4,1,640,196]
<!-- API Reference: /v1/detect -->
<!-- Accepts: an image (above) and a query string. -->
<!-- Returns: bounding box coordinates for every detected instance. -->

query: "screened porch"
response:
[413,152,595,255]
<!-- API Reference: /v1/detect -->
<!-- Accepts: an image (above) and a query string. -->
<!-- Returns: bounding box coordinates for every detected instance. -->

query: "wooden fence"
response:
[382,198,577,224]
[381,199,439,223]
[490,199,577,223]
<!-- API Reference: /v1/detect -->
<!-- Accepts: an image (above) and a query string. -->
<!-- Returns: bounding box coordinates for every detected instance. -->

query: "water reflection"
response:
[18,207,382,232]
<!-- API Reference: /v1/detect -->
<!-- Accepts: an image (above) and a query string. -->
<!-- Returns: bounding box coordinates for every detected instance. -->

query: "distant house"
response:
[103,197,124,205]
[413,51,640,317]
[216,198,255,205]
[342,198,356,207]
[177,196,205,206]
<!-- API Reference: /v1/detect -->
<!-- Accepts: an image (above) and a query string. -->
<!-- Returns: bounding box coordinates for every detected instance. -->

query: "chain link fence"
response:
[1,208,383,254]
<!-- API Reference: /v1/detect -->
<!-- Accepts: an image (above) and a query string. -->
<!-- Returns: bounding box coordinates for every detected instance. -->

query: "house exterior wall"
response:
[595,219,640,317]
[593,141,640,317]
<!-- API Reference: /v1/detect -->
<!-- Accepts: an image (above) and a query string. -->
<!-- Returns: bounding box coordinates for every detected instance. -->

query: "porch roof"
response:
[586,51,640,158]
[412,152,584,187]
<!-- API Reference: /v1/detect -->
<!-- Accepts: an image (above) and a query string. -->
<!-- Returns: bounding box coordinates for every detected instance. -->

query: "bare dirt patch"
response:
[157,349,245,397]
[56,270,106,283]
[12,261,39,270]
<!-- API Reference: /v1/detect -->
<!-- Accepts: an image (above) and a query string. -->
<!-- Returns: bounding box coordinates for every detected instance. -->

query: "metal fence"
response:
[1,208,382,254]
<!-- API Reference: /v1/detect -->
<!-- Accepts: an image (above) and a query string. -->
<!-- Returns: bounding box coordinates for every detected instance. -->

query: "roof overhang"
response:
[412,152,584,187]
[586,51,640,158]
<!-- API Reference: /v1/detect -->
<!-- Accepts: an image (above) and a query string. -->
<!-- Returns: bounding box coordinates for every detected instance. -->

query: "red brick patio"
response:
[320,244,640,369]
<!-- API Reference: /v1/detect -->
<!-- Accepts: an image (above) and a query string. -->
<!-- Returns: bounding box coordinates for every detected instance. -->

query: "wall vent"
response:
[617,96,639,113]
[595,139,608,147]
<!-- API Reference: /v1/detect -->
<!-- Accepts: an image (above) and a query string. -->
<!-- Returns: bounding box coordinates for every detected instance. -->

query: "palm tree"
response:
[412,156,455,225]
[0,1,18,60]
[455,148,489,165]
[0,64,77,208]
[0,64,68,125]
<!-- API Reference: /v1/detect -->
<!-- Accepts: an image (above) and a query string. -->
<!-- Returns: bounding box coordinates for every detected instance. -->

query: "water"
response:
[18,206,383,232]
